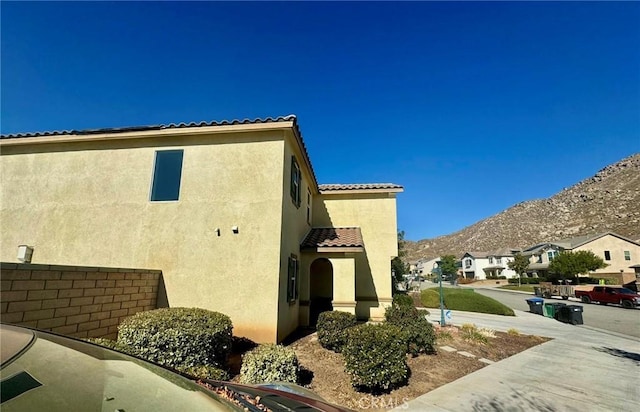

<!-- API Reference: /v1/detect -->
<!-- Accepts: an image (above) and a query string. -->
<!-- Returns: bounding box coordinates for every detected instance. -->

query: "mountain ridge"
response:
[404,153,640,262]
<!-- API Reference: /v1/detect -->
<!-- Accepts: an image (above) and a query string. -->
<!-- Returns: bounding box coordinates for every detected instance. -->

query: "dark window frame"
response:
[306,189,312,225]
[604,250,611,261]
[290,156,301,208]
[150,150,184,202]
[287,255,299,303]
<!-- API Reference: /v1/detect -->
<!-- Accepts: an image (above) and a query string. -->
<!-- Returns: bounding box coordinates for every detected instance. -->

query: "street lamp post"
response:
[433,262,445,326]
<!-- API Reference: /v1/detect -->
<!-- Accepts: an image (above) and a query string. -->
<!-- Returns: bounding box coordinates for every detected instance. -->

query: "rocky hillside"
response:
[405,153,640,261]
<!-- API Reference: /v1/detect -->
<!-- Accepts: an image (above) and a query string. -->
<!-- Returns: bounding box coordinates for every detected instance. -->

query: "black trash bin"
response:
[526,298,544,315]
[557,305,584,325]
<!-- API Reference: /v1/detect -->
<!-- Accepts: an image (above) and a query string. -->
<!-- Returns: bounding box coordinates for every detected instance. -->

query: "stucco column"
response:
[329,255,356,314]
[298,255,312,326]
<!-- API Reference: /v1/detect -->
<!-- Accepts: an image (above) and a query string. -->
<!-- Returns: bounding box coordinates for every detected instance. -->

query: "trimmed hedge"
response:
[392,293,414,308]
[508,277,546,285]
[85,337,130,352]
[317,311,357,352]
[343,323,409,393]
[117,307,233,369]
[385,305,436,356]
[239,344,299,384]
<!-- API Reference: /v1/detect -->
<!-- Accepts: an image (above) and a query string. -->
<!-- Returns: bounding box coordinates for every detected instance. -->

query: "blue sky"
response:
[2,1,639,241]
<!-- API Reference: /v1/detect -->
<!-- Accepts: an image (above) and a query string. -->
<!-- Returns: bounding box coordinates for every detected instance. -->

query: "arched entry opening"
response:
[309,258,333,326]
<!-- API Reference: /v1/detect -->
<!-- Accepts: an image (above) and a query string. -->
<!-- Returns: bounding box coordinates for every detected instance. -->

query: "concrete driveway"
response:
[395,310,640,412]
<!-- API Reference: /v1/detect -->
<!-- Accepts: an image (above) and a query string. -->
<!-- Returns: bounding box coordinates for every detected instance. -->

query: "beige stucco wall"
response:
[275,130,315,341]
[574,235,640,275]
[1,130,287,343]
[313,192,399,320]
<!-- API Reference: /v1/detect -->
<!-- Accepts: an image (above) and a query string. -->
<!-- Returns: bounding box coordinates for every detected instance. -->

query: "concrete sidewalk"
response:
[394,309,640,412]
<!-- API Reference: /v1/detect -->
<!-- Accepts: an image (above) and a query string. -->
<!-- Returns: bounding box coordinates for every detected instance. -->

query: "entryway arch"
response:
[309,258,333,326]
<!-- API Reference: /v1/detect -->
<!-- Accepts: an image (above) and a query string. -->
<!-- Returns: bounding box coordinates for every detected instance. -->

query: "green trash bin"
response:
[543,302,567,319]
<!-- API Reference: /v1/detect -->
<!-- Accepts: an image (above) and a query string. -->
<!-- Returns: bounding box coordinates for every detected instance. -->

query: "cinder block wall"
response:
[1,263,161,340]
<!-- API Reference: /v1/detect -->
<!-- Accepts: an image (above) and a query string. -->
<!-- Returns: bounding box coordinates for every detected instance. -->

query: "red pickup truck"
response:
[575,286,640,309]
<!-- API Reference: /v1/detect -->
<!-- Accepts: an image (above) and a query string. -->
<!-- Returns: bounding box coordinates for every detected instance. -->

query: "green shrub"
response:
[117,307,233,369]
[343,323,409,393]
[385,305,436,356]
[176,364,230,381]
[239,344,299,384]
[85,338,134,354]
[316,311,357,352]
[508,277,545,285]
[392,293,414,308]
[417,308,430,317]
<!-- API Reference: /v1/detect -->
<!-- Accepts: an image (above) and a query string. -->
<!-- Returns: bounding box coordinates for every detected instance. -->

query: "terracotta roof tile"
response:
[301,227,363,249]
[0,115,298,139]
[318,183,403,191]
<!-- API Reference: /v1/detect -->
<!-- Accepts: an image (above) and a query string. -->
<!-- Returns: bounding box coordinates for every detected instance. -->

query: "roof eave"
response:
[320,188,404,195]
[303,246,365,253]
[0,121,296,147]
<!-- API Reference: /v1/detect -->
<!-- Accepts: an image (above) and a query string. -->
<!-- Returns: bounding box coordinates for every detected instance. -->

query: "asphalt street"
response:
[474,288,640,339]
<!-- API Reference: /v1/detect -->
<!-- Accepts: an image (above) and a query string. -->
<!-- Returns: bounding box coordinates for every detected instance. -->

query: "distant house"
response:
[0,115,403,343]
[521,232,640,282]
[461,249,519,280]
[415,257,440,278]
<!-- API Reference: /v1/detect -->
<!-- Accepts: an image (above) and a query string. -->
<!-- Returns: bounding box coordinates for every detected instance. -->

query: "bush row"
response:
[507,277,546,284]
[315,294,437,393]
[90,307,300,385]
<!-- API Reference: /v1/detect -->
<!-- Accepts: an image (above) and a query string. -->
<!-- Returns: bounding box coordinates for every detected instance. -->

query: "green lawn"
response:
[498,285,536,293]
[420,288,515,316]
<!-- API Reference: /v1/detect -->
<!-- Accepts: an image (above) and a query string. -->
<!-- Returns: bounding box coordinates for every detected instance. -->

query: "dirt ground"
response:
[287,327,548,411]
[226,292,549,411]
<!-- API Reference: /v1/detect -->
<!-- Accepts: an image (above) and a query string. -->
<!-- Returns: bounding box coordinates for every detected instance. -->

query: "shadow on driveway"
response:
[594,346,640,365]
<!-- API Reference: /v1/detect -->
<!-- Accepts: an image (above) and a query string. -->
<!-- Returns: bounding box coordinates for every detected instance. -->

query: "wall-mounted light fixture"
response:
[17,245,34,263]
[231,226,239,234]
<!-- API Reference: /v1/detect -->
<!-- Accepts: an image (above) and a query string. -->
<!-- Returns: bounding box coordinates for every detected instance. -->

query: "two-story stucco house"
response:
[0,115,402,343]
[461,249,519,280]
[521,232,640,281]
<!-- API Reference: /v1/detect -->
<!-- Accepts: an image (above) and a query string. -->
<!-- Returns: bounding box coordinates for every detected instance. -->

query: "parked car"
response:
[0,324,351,411]
[574,286,640,309]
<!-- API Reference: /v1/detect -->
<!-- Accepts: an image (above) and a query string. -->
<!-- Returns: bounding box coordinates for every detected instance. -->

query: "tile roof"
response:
[318,183,403,191]
[0,115,299,139]
[0,114,320,192]
[301,227,364,249]
[463,252,491,258]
